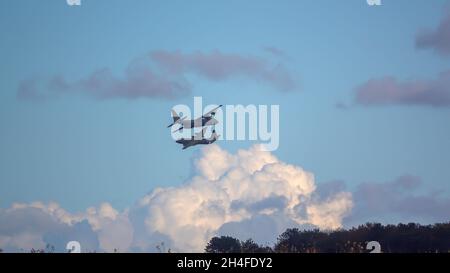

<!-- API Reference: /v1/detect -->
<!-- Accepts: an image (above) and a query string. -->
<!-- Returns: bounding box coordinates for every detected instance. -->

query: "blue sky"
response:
[1,0,450,220]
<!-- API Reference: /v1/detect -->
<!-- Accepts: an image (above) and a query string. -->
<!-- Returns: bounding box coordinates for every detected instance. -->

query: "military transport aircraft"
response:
[167,105,222,133]
[175,127,220,150]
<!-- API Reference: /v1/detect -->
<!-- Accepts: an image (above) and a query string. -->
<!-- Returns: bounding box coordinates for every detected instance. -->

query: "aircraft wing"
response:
[202,105,223,117]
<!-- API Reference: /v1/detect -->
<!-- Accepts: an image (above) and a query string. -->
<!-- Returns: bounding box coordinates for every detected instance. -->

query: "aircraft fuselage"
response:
[181,116,218,129]
[176,138,217,150]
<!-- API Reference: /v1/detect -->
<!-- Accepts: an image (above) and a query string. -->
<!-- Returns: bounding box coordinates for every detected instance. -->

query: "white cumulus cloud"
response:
[0,144,353,252]
[132,144,352,251]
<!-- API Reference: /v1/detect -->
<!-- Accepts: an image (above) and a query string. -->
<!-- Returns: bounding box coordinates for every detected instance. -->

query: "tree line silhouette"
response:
[2,222,449,253]
[205,222,450,253]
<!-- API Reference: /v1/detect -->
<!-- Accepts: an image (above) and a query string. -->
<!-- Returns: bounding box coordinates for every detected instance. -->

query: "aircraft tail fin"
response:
[168,110,185,128]
[171,109,180,122]
[209,130,220,143]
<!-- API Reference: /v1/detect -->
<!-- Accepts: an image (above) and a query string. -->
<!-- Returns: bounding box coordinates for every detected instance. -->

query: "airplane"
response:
[175,127,220,150]
[167,105,223,133]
